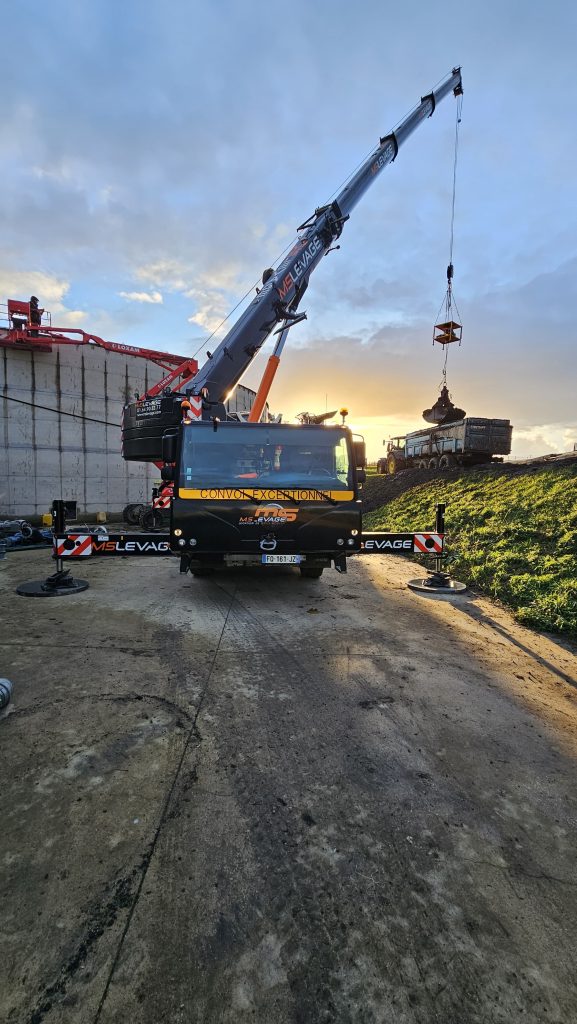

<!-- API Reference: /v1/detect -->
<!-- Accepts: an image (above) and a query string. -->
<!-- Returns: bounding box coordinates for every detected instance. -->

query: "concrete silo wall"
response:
[0,342,263,518]
[1,343,163,517]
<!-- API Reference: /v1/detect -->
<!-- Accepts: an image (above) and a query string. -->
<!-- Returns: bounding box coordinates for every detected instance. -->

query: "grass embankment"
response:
[363,466,577,639]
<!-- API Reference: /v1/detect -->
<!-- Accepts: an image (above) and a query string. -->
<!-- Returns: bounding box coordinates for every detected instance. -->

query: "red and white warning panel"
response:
[53,534,93,558]
[413,533,444,553]
[190,395,202,418]
[152,494,172,510]
[181,395,203,422]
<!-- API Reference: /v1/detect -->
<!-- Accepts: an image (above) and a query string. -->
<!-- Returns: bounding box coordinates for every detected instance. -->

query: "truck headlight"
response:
[174,528,183,537]
[178,538,186,547]
[189,538,197,546]
[337,538,345,546]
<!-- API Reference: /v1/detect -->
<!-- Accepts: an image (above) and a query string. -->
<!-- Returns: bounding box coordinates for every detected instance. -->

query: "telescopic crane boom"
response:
[122,68,462,461]
[188,68,463,407]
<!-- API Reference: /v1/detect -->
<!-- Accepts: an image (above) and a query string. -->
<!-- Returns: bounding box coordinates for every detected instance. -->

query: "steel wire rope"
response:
[189,235,302,362]
[435,92,463,390]
[448,92,463,270]
[2,395,123,514]
[2,392,119,428]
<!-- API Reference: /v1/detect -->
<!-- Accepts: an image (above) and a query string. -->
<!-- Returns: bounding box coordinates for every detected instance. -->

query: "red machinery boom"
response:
[0,304,187,373]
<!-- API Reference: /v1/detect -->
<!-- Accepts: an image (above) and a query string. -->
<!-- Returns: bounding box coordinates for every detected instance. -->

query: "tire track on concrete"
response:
[3,580,236,1024]
[2,691,195,725]
[22,857,151,1024]
[89,584,238,1024]
[173,584,569,1023]
[163,587,448,1023]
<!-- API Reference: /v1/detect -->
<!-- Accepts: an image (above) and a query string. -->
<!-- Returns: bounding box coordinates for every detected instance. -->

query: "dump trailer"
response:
[378,417,513,474]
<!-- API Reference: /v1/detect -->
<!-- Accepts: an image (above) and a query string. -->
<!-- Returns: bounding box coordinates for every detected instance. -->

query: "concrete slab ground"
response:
[1,549,577,1024]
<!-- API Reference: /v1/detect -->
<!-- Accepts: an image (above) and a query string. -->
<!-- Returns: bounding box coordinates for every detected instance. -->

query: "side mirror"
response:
[352,437,366,469]
[162,431,177,464]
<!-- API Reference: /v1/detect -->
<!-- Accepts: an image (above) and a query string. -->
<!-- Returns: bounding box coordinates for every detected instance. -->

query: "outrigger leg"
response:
[407,504,466,594]
[16,501,89,597]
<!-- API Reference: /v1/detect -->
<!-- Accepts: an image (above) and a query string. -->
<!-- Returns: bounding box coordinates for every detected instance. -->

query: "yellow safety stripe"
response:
[179,488,355,501]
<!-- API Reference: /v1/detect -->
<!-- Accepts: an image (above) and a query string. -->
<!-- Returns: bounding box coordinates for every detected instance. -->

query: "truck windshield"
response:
[179,425,352,490]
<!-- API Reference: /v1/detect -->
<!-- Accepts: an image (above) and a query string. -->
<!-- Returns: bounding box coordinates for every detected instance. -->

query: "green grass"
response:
[363,467,577,639]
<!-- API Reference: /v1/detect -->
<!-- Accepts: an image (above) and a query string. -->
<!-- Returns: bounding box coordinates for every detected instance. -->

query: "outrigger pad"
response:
[407,572,466,594]
[16,569,89,597]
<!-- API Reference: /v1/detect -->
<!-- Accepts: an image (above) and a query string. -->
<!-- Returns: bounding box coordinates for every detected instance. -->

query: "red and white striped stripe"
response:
[413,533,444,554]
[54,534,93,558]
[152,494,172,509]
[189,396,202,419]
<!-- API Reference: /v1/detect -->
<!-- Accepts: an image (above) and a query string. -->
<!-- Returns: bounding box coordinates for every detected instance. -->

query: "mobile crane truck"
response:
[119,68,463,578]
[49,70,462,582]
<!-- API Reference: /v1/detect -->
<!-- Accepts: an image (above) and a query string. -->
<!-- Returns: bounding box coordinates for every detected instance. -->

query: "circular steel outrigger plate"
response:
[17,571,89,597]
[407,573,466,594]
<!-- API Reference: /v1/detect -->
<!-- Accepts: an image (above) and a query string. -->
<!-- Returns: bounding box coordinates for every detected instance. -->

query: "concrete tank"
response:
[0,340,259,518]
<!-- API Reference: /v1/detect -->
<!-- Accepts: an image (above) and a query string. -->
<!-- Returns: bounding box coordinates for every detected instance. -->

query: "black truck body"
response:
[167,420,363,576]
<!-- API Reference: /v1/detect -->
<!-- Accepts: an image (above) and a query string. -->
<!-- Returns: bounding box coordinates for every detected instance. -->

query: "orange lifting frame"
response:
[433,319,462,346]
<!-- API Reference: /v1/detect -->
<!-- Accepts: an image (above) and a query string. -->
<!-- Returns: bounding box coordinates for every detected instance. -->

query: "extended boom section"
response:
[122,67,463,465]
[187,68,462,406]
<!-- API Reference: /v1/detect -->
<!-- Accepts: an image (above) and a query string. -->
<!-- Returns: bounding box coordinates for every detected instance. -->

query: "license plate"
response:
[261,554,303,564]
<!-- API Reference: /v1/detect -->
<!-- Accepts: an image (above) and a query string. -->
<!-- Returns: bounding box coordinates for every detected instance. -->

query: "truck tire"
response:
[417,459,428,470]
[123,503,143,525]
[300,566,323,579]
[439,454,456,469]
[428,456,439,470]
[387,455,398,475]
[376,458,387,475]
[139,508,164,531]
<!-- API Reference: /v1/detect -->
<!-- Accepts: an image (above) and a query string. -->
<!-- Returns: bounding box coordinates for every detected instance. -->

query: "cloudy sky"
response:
[2,0,576,459]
